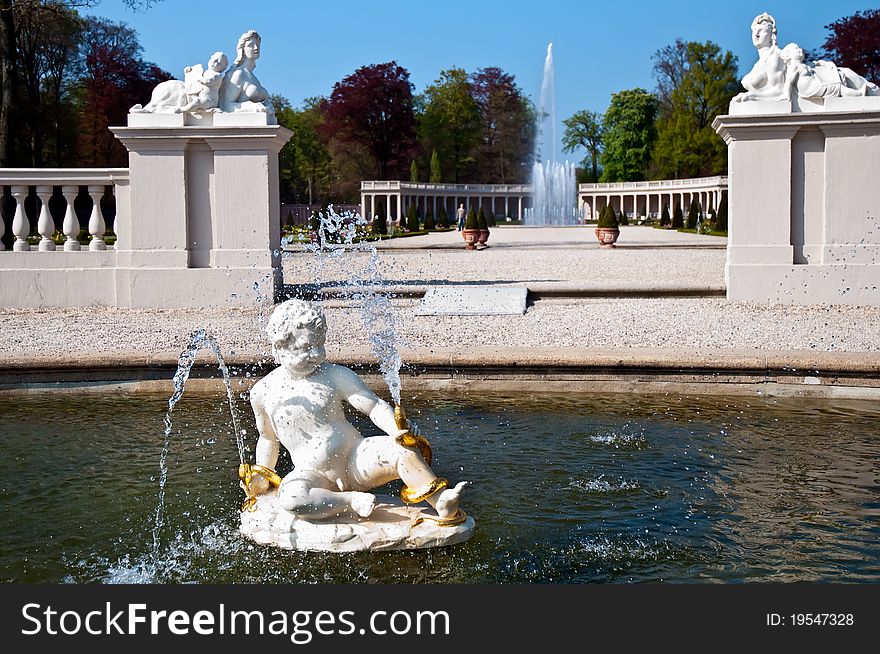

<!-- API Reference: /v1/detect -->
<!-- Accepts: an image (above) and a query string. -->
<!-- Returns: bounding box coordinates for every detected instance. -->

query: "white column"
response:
[87,185,107,250]
[11,185,30,251]
[36,185,55,251]
[360,191,366,220]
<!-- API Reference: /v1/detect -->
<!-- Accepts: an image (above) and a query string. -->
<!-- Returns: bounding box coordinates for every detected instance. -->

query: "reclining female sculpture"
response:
[130,30,275,118]
[731,12,879,111]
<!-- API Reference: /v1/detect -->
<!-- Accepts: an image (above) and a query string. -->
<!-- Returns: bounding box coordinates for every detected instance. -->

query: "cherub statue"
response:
[242,299,467,529]
[781,43,880,101]
[175,51,228,114]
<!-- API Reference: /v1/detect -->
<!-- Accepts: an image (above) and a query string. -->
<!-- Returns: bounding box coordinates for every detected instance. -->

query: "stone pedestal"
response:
[713,110,880,305]
[240,492,476,552]
[110,120,292,308]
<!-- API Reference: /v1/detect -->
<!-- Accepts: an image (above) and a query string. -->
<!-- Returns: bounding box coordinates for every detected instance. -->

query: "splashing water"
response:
[301,206,404,404]
[152,329,247,566]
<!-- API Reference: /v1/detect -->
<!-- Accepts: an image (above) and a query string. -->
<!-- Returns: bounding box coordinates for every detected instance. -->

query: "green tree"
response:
[600,89,658,182]
[409,159,419,182]
[660,204,671,226]
[429,149,442,182]
[420,67,481,182]
[423,207,435,230]
[437,204,449,228]
[651,41,739,179]
[476,206,488,230]
[562,109,603,182]
[597,204,618,228]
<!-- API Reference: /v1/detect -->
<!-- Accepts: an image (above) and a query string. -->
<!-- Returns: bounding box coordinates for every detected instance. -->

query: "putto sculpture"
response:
[238,299,474,551]
[130,29,275,122]
[731,12,879,114]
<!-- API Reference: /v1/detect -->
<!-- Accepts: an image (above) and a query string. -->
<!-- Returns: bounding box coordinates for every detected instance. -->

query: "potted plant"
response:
[595,205,619,248]
[476,207,490,247]
[462,207,479,250]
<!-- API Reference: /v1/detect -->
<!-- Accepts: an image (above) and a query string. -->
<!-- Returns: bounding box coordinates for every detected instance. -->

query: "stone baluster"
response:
[36,185,55,251]
[62,185,80,251]
[0,187,5,251]
[87,185,106,251]
[11,186,30,251]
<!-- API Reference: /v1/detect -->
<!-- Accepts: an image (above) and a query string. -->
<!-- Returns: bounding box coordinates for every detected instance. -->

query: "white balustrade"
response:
[0,169,126,254]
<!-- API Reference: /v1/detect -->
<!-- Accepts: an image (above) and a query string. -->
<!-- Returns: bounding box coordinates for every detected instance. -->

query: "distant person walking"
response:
[457,204,465,230]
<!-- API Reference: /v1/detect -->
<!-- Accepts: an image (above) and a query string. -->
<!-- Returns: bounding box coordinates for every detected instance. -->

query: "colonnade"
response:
[360,181,531,223]
[578,176,728,221]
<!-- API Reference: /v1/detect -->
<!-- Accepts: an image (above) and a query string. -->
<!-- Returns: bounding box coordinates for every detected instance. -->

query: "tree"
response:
[469,66,534,183]
[429,149,441,182]
[0,0,160,166]
[562,109,603,182]
[420,67,481,183]
[423,207,435,230]
[372,201,387,235]
[77,16,171,166]
[409,159,419,183]
[820,9,880,84]
[322,61,418,180]
[600,88,658,182]
[437,204,448,228]
[650,41,739,179]
[660,204,670,226]
[652,38,689,117]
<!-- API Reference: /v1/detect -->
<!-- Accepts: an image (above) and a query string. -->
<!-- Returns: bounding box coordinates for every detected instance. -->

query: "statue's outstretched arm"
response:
[334,365,402,436]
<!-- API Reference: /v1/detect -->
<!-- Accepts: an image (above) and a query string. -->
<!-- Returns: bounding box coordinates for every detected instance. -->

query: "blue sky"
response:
[93,0,873,164]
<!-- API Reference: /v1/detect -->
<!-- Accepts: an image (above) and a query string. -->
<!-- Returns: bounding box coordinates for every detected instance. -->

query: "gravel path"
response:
[2,226,878,358]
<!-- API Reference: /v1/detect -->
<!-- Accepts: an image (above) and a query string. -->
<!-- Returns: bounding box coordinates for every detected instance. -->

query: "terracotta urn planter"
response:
[595,227,620,248]
[478,228,490,247]
[462,228,480,250]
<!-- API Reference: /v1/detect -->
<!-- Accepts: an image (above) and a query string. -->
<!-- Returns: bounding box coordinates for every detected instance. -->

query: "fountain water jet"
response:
[526,43,578,226]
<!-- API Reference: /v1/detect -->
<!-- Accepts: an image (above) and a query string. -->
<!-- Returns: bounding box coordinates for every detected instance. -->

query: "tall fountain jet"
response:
[526,43,577,226]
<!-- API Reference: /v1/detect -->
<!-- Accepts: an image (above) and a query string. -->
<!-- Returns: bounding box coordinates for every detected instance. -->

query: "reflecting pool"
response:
[1,391,877,583]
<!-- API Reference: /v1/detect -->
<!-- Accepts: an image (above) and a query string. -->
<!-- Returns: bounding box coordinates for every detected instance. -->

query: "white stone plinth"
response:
[240,492,475,552]
[109,123,291,308]
[713,110,880,306]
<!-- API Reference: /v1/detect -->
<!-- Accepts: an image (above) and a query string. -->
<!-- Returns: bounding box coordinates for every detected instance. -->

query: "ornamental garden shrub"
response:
[437,205,449,228]
[597,204,618,228]
[686,199,700,230]
[618,208,629,225]
[477,207,488,230]
[464,207,479,230]
[373,204,387,235]
[660,205,671,227]
[671,204,684,229]
[486,210,497,227]
[424,207,436,230]
[406,204,419,232]
[716,198,728,232]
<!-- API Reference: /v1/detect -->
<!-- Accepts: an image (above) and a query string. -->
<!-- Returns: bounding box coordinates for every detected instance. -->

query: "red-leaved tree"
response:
[821,9,880,84]
[322,61,418,180]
